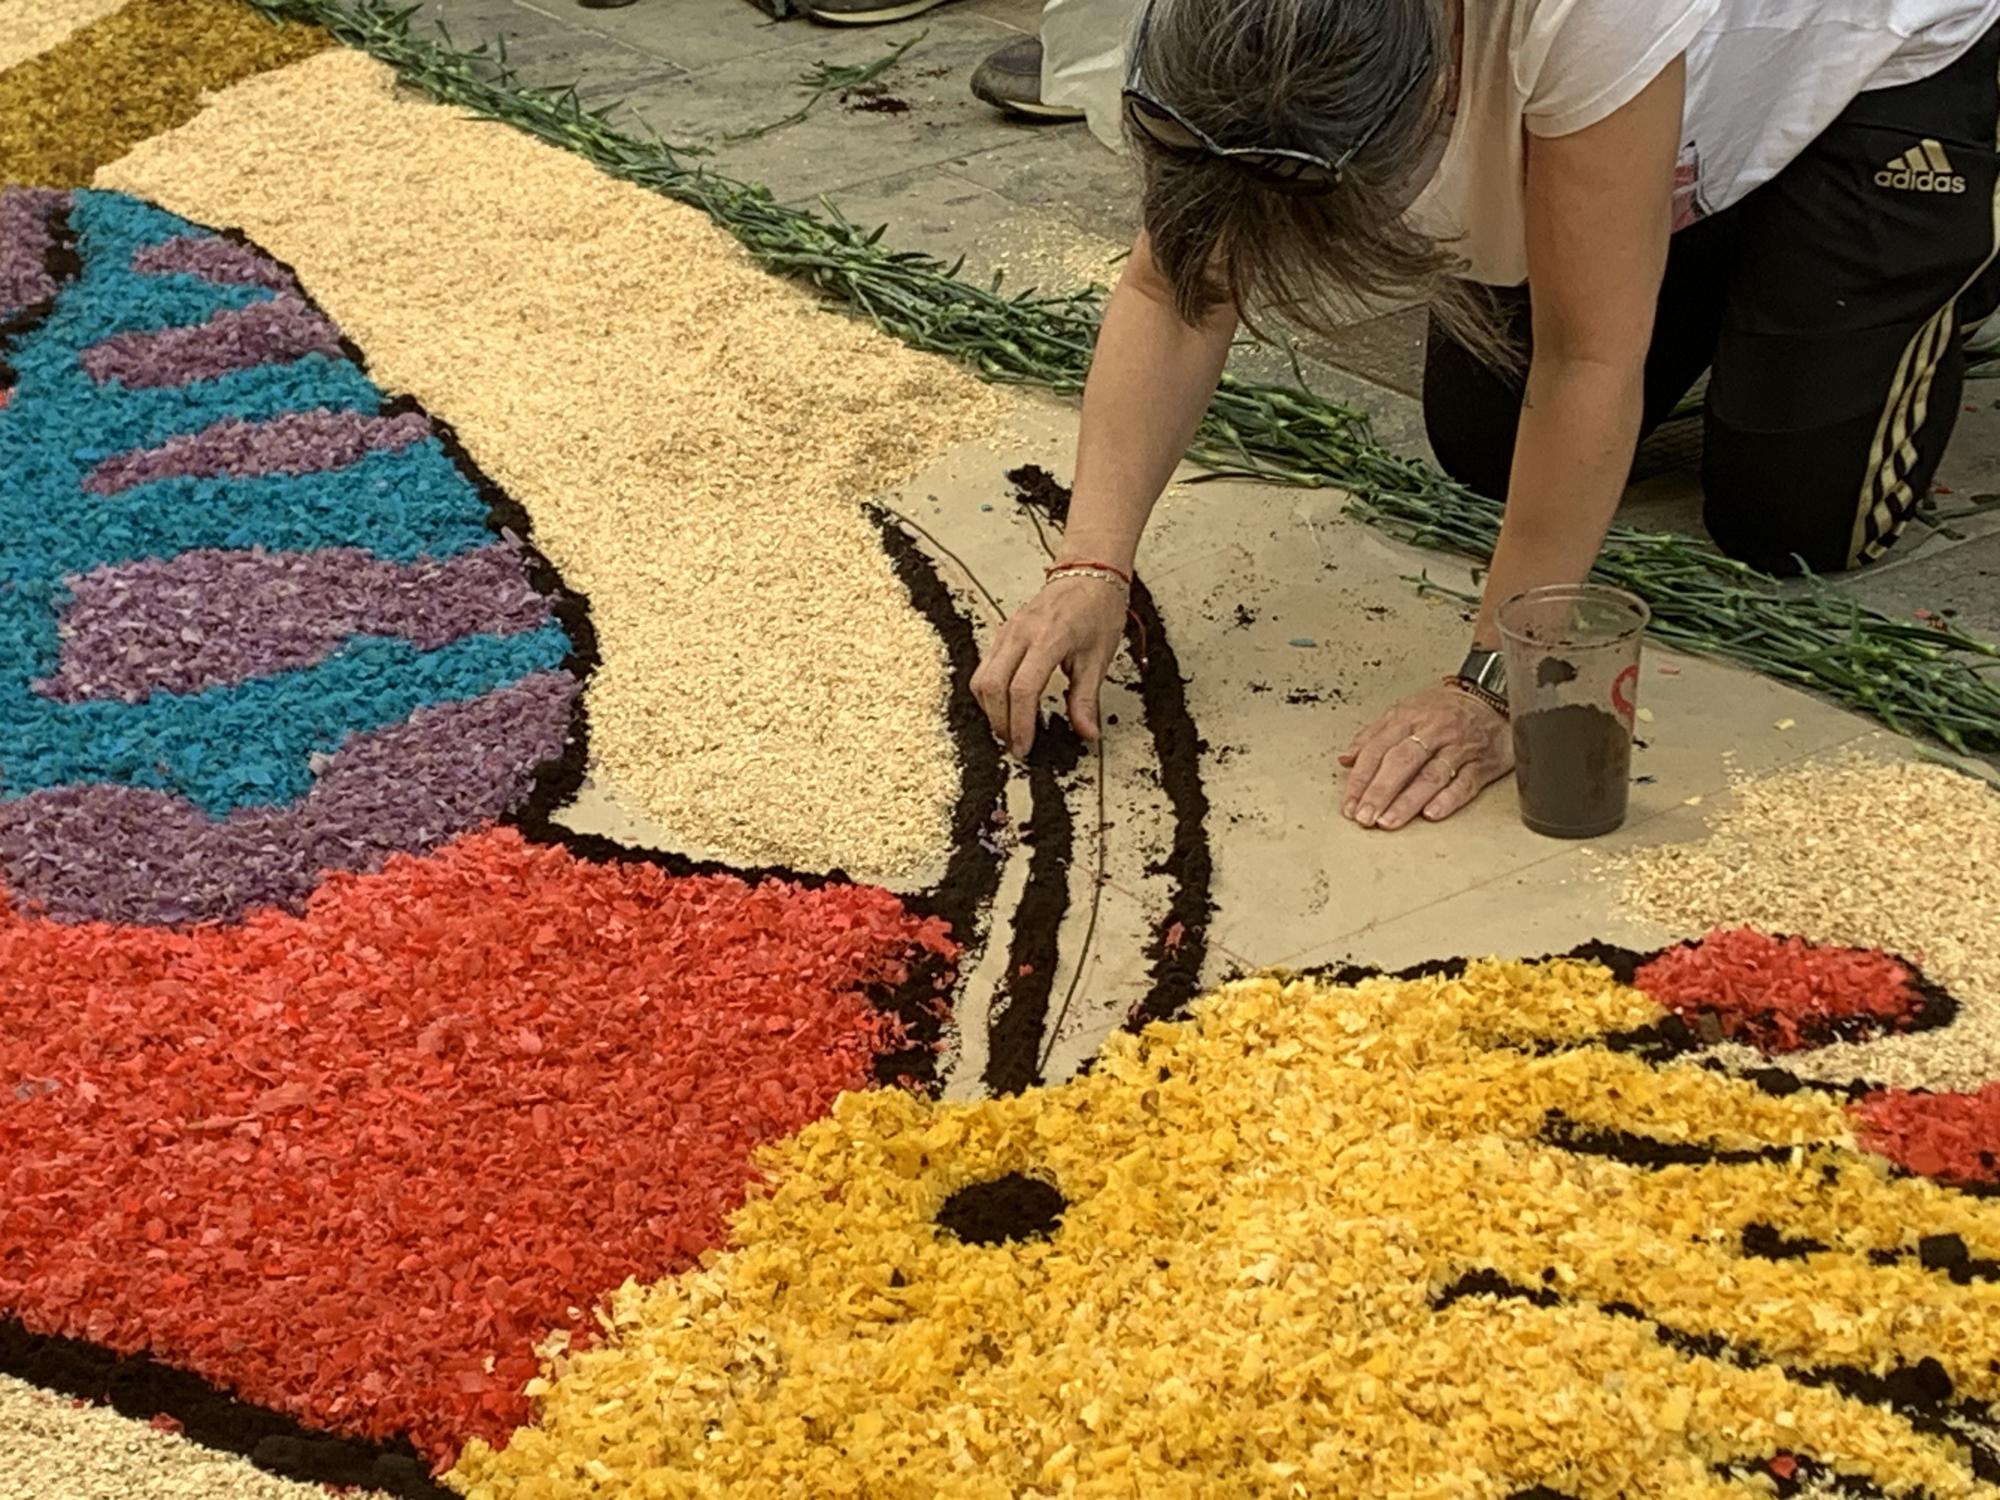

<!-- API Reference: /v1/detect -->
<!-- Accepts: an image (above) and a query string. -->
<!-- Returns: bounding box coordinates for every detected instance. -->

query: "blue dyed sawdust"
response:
[0,191,567,818]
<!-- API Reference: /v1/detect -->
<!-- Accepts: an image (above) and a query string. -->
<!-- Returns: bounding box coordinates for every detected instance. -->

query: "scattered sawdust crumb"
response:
[990,215,1129,292]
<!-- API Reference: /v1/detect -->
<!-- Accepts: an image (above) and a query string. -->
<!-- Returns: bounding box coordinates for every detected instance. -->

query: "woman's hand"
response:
[972,578,1129,757]
[1338,683,1513,830]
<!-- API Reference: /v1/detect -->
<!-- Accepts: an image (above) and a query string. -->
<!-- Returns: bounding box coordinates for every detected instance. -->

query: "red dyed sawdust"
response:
[1632,927,1921,1052]
[1853,1083,2000,1186]
[0,828,952,1464]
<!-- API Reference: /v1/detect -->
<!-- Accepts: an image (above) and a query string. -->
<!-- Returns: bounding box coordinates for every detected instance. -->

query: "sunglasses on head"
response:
[1121,0,1430,193]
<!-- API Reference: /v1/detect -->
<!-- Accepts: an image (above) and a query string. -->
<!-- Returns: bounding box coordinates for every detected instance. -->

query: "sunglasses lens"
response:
[1124,93,1206,152]
[1122,91,1342,192]
[1243,154,1334,186]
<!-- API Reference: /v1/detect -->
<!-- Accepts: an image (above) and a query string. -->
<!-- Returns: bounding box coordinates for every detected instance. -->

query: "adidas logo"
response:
[1876,139,1966,193]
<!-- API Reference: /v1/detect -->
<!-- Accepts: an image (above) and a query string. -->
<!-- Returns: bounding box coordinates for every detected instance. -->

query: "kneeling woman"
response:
[972,0,2000,829]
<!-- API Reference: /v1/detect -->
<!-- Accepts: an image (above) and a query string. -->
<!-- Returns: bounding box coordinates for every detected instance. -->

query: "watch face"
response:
[1462,650,1505,692]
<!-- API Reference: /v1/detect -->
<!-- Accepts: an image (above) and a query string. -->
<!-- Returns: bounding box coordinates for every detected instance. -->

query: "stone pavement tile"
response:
[948,133,1143,246]
[606,12,1043,202]
[552,0,817,72]
[1935,384,2000,499]
[1840,528,2000,644]
[417,0,692,97]
[506,24,693,97]
[417,0,564,45]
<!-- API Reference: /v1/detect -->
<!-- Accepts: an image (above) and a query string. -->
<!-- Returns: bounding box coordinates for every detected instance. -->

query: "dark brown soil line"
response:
[998,465,1216,1041]
[1117,565,1215,1028]
[0,1317,452,1499]
[985,717,1084,1094]
[1434,1269,1997,1485]
[870,511,1013,1087]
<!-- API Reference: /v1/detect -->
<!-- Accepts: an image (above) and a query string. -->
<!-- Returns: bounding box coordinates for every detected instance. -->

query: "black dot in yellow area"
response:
[936,1173,1066,1246]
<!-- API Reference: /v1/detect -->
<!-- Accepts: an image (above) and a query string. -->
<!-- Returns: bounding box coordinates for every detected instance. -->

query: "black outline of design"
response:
[1121,572,1216,1030]
[984,715,1082,1095]
[997,466,1217,1042]
[0,1319,454,1500]
[0,191,79,397]
[1432,1269,2000,1490]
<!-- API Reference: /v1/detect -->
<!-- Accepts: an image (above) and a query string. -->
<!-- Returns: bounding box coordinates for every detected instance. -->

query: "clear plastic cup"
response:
[1496,583,1650,839]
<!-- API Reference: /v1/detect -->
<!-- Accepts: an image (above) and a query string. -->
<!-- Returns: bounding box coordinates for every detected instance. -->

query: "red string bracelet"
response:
[1045,559,1133,586]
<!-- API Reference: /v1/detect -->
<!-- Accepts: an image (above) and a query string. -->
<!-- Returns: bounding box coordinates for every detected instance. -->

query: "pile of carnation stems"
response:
[248,0,2000,757]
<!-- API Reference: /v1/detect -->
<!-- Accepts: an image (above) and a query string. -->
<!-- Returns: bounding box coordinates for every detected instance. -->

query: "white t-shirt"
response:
[1410,0,2000,286]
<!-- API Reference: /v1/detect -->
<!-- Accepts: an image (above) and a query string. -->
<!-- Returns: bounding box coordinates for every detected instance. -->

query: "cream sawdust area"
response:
[0,0,129,71]
[100,46,1000,882]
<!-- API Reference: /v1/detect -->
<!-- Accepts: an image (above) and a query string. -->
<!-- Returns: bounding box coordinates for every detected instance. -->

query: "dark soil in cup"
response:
[1512,703,1632,838]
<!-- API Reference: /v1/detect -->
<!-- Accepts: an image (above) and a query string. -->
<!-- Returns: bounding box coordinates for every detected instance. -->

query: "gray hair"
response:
[1129,0,1490,355]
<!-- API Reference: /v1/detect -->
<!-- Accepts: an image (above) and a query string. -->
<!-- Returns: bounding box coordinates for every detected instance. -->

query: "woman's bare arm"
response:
[971,233,1236,756]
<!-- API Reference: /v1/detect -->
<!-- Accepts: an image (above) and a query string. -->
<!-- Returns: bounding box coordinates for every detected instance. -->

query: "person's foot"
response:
[800,0,960,23]
[970,36,1086,121]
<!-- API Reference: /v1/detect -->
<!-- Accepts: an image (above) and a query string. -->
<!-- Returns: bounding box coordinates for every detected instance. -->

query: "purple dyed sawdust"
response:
[0,187,68,317]
[0,672,578,925]
[80,293,342,388]
[130,233,298,294]
[85,408,434,494]
[37,543,554,704]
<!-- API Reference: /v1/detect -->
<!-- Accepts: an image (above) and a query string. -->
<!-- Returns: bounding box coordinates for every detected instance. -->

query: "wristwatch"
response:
[1452,646,1508,716]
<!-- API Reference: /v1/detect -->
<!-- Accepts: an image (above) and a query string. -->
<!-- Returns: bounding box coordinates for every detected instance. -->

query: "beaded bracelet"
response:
[1444,675,1509,718]
[1045,559,1133,588]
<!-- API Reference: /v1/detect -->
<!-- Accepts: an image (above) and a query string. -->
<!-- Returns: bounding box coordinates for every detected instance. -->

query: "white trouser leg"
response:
[1038,0,1138,152]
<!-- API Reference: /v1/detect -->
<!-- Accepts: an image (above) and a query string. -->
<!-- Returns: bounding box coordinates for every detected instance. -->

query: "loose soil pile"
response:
[1511,702,1633,838]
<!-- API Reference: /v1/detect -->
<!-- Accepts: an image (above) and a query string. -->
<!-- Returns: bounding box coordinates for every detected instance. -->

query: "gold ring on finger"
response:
[1405,733,1433,756]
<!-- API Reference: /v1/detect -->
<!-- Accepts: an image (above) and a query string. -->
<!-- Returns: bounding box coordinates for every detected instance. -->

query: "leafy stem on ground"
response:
[725,30,924,142]
[246,0,2000,754]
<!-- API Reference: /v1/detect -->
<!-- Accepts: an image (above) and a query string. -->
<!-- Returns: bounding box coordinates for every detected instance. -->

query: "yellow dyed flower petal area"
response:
[452,960,2000,1500]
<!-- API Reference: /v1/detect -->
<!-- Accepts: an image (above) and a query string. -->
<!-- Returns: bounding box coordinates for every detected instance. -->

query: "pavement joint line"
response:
[775,137,1058,212]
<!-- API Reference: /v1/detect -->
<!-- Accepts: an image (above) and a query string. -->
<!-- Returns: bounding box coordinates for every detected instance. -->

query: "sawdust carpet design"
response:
[0,178,965,1478]
[0,4,1213,1489]
[6,0,2000,1495]
[454,941,2000,1500]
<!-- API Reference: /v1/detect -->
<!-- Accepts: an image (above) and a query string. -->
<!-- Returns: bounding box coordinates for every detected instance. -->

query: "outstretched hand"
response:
[1339,682,1513,830]
[971,577,1129,758]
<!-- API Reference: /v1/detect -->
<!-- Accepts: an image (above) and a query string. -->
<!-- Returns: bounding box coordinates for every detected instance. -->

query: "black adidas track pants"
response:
[1423,16,2000,576]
